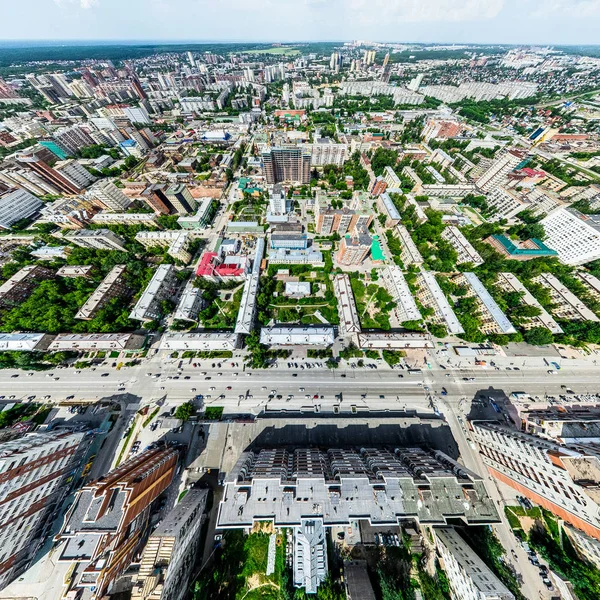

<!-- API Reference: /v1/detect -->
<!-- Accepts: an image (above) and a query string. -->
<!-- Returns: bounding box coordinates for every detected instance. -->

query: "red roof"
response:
[196,252,218,277]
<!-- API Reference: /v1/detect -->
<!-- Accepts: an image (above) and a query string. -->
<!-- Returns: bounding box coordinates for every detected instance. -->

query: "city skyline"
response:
[2,0,600,45]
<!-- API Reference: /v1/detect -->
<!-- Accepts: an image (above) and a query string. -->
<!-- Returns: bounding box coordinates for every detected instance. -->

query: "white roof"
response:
[260,327,335,346]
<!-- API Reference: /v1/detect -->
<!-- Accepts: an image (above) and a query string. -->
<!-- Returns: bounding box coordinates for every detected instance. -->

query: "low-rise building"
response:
[434,528,515,600]
[381,266,421,323]
[533,273,599,322]
[0,332,54,351]
[578,271,600,301]
[333,274,361,335]
[56,265,94,278]
[415,270,464,335]
[454,272,517,335]
[86,179,132,211]
[357,332,433,349]
[484,235,557,261]
[395,224,423,266]
[48,333,145,351]
[173,280,204,322]
[30,245,71,260]
[267,248,324,265]
[65,228,128,252]
[0,187,43,229]
[496,273,563,334]
[91,212,158,227]
[160,332,240,351]
[130,264,179,322]
[260,326,335,346]
[75,265,129,320]
[441,226,483,266]
[135,231,195,264]
[377,192,401,227]
[177,198,216,230]
[235,274,259,335]
[0,265,55,309]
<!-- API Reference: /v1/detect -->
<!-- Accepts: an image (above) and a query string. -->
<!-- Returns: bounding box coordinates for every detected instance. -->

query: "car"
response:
[548,370,557,375]
[54,377,60,381]
[542,578,553,589]
[101,373,109,377]
[313,394,319,399]
[28,395,36,400]
[184,376,190,380]
[292,373,298,377]
[226,386,232,390]
[209,386,216,391]
[11,374,19,378]
[43,395,51,399]
[299,388,305,392]
[205,376,211,380]
[27,372,34,377]
[462,377,470,381]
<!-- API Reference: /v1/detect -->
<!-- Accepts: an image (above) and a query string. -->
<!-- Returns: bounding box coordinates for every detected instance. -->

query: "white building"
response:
[129,264,178,322]
[48,333,145,351]
[357,332,433,349]
[496,273,563,334]
[395,224,423,266]
[541,208,600,266]
[235,274,259,335]
[303,141,348,167]
[0,187,43,229]
[441,226,484,266]
[485,187,529,222]
[65,228,128,252]
[86,179,132,211]
[476,150,524,192]
[333,274,361,335]
[260,327,335,346]
[160,332,240,351]
[0,333,53,352]
[381,266,422,322]
[416,270,464,335]
[76,265,128,321]
[533,273,599,322]
[435,528,515,600]
[173,280,203,322]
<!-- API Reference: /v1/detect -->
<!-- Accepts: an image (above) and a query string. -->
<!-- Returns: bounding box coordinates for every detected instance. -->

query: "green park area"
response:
[349,272,394,330]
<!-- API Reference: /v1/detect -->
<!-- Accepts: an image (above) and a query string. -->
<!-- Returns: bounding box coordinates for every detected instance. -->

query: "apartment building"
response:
[173,280,204,322]
[75,265,129,320]
[314,200,372,236]
[485,187,529,222]
[177,198,217,230]
[394,224,423,266]
[54,159,97,190]
[533,273,599,322]
[303,140,347,167]
[578,272,600,302]
[475,150,524,192]
[259,327,335,346]
[357,331,433,349]
[165,184,197,215]
[377,192,401,227]
[496,273,563,334]
[65,228,128,252]
[415,270,464,335]
[336,230,372,266]
[48,333,145,351]
[141,184,172,215]
[130,264,179,322]
[0,431,91,590]
[441,226,484,265]
[471,421,600,541]
[86,179,132,211]
[135,231,194,264]
[58,448,179,598]
[92,212,158,227]
[262,146,311,185]
[0,187,43,229]
[541,208,600,266]
[160,332,241,352]
[453,272,517,335]
[333,274,361,335]
[381,265,421,323]
[131,489,208,600]
[53,125,96,155]
[434,528,515,600]
[16,153,82,195]
[0,265,55,309]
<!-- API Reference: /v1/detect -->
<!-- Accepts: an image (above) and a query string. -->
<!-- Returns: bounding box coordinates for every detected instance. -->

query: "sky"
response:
[2,0,600,45]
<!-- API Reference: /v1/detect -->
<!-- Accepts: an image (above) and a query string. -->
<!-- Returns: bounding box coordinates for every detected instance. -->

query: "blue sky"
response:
[3,0,600,45]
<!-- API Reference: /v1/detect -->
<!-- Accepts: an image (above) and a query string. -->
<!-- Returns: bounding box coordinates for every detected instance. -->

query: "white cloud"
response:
[346,0,504,23]
[530,0,600,17]
[54,0,98,9]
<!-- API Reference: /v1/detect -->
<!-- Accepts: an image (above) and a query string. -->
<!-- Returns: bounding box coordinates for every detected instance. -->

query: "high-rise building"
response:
[141,184,173,215]
[53,125,96,156]
[269,184,286,215]
[164,184,197,215]
[0,431,91,590]
[58,447,178,598]
[86,179,133,211]
[16,153,82,195]
[336,230,372,265]
[475,150,525,192]
[0,187,43,229]
[472,421,600,541]
[187,51,196,68]
[541,208,600,266]
[131,489,208,600]
[262,146,311,185]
